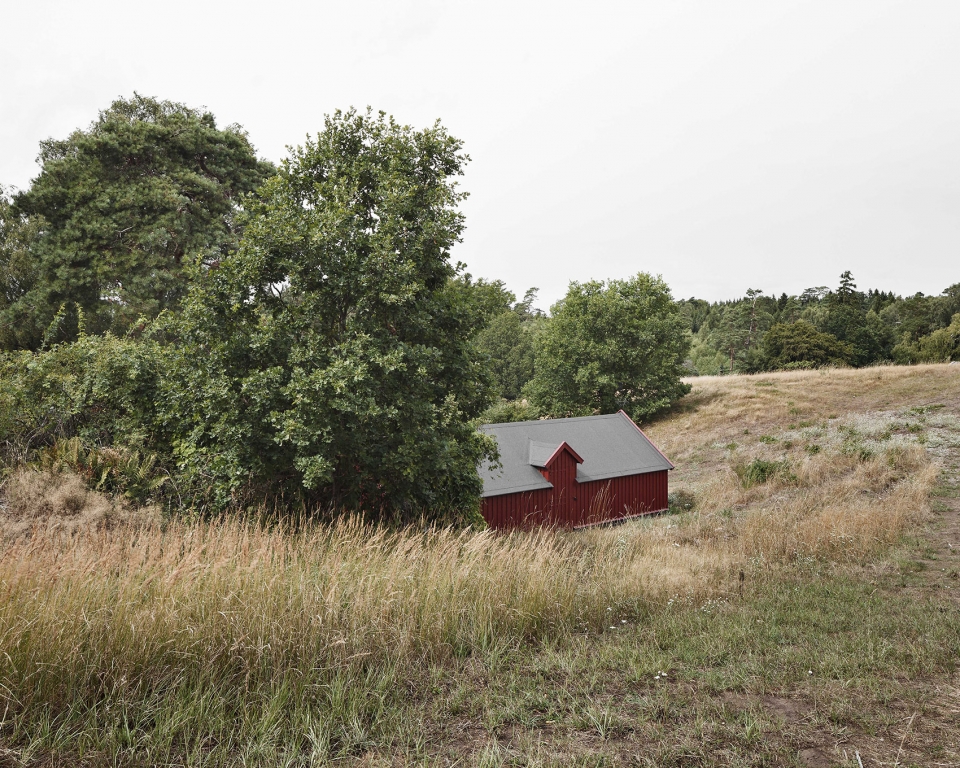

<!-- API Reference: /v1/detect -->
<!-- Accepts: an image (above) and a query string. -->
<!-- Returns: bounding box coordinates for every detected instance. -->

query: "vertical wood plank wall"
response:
[481,469,669,530]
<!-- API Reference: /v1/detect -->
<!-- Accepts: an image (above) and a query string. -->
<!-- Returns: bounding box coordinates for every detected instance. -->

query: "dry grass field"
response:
[1,364,959,766]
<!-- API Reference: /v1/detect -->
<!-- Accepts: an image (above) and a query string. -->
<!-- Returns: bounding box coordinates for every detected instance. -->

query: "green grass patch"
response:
[410,565,960,765]
[735,458,793,488]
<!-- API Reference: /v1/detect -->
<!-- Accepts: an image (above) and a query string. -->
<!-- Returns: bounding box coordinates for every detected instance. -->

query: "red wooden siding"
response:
[481,468,669,530]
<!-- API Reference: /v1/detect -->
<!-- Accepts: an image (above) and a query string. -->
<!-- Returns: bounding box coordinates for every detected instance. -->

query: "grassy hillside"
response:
[1,364,959,766]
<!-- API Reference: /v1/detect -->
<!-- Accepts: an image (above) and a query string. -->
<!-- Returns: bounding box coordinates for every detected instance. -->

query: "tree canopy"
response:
[525,274,691,421]
[165,109,495,515]
[0,187,41,349]
[472,285,542,402]
[4,95,273,348]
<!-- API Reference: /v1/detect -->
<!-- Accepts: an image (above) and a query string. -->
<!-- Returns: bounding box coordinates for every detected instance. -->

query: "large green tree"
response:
[5,95,273,348]
[475,286,542,400]
[762,321,853,369]
[525,273,691,421]
[0,187,42,349]
[165,109,494,516]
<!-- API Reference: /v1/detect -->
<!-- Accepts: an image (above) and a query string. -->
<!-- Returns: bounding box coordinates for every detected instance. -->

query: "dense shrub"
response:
[762,321,853,370]
[479,398,542,424]
[36,438,168,505]
[162,110,495,516]
[0,333,166,466]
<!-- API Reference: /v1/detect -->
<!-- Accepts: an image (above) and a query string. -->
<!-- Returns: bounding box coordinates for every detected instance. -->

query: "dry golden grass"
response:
[648,363,960,467]
[0,468,160,541]
[0,364,957,763]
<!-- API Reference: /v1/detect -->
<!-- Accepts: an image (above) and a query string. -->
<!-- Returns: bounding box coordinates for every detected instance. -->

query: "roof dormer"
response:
[528,440,584,469]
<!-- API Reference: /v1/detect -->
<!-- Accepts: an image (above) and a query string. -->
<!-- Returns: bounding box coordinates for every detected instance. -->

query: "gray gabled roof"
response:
[479,411,674,498]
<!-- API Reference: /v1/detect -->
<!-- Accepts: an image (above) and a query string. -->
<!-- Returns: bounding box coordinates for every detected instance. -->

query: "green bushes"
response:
[36,438,168,505]
[0,333,178,511]
[0,333,165,465]
[160,110,494,517]
[735,458,793,488]
[894,313,960,364]
[761,321,854,370]
[479,398,541,424]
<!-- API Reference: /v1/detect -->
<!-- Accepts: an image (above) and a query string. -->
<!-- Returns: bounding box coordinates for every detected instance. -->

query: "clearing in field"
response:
[1,364,959,766]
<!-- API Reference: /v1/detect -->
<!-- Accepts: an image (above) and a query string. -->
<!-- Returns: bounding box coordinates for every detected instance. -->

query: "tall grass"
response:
[0,517,704,761]
[0,447,934,761]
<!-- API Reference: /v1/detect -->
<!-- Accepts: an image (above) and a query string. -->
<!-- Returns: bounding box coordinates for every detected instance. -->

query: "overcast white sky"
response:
[3,0,958,308]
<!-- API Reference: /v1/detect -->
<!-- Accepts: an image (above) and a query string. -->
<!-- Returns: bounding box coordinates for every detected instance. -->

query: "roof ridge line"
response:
[482,413,621,429]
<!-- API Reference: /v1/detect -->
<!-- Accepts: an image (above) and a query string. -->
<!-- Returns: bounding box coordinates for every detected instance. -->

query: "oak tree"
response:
[525,273,690,421]
[167,109,494,516]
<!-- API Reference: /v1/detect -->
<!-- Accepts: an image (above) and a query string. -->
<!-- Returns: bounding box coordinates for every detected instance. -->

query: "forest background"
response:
[1,95,958,522]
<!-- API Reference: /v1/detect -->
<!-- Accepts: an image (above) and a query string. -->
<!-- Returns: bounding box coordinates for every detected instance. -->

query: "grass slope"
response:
[1,364,959,766]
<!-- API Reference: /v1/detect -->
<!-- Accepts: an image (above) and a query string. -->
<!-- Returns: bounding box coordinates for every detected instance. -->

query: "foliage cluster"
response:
[523,274,691,422]
[164,110,493,515]
[1,97,697,518]
[474,284,542,401]
[0,103,507,519]
[1,95,273,348]
[36,437,168,505]
[0,331,164,465]
[474,274,693,424]
[679,272,960,374]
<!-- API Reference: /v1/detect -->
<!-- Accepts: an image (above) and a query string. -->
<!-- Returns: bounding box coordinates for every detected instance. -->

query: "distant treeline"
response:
[677,274,960,375]
[473,272,960,413]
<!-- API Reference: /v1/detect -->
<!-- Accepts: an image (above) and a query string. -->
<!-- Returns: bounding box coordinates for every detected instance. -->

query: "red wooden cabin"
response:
[479,411,673,530]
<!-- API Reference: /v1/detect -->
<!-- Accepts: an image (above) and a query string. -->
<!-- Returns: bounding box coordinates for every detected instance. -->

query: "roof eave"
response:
[481,481,554,498]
